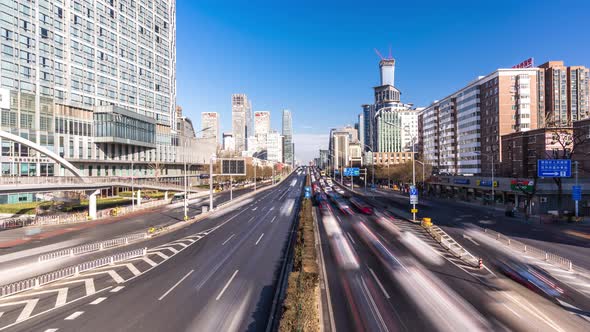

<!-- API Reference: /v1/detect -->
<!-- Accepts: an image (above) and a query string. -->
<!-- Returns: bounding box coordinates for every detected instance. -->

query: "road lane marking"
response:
[110,286,124,293]
[155,252,169,260]
[143,257,158,267]
[223,234,236,245]
[216,270,239,301]
[462,234,480,246]
[247,216,255,223]
[346,232,356,245]
[89,297,107,305]
[44,329,58,332]
[16,299,39,322]
[368,267,390,299]
[255,233,265,246]
[503,303,521,318]
[126,263,141,276]
[64,311,84,320]
[270,216,276,223]
[55,288,68,307]
[158,269,194,301]
[252,207,258,211]
[108,270,124,283]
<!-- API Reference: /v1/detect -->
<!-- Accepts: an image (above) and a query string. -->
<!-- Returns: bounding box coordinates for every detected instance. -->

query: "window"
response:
[57,7,63,18]
[41,28,48,38]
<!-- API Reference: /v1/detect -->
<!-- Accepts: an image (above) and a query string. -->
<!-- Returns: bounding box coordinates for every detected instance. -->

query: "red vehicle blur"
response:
[349,197,373,215]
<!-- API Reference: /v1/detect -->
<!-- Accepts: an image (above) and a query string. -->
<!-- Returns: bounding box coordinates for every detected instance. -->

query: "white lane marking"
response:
[16,299,39,322]
[155,251,169,260]
[557,299,590,323]
[252,207,258,211]
[108,270,125,283]
[270,207,275,211]
[159,247,179,254]
[44,329,58,332]
[223,234,236,245]
[336,215,342,222]
[255,233,265,246]
[346,232,356,245]
[110,286,124,293]
[158,269,194,301]
[125,263,141,276]
[55,288,68,307]
[216,270,239,301]
[89,297,107,305]
[462,234,480,246]
[504,292,564,332]
[368,268,390,299]
[0,312,3,319]
[64,311,84,320]
[503,303,522,319]
[173,242,189,248]
[247,216,255,223]
[270,216,277,223]
[143,256,158,267]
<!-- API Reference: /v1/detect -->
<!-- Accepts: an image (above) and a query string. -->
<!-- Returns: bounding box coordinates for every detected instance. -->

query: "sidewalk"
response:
[374,187,590,240]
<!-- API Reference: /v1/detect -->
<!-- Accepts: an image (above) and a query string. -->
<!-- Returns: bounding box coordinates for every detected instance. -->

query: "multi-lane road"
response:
[315,174,590,331]
[0,171,305,331]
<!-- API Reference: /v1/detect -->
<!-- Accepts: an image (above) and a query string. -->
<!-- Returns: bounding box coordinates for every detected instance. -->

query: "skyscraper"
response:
[0,0,192,180]
[254,111,271,135]
[538,61,590,127]
[282,109,294,165]
[232,94,251,152]
[201,112,219,143]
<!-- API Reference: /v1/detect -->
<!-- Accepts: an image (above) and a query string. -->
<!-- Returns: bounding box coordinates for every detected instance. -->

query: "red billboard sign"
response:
[512,57,534,69]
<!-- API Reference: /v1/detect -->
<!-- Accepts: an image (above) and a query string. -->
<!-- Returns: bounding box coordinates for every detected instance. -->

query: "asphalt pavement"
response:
[0,171,305,331]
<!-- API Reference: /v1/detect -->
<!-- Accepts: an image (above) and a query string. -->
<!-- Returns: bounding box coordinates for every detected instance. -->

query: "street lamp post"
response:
[209,154,216,211]
[131,161,135,211]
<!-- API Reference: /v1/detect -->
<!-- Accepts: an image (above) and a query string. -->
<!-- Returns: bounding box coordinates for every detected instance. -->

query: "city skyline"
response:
[177,0,590,162]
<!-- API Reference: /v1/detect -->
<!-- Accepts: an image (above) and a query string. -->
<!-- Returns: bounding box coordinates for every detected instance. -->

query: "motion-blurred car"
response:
[496,260,564,298]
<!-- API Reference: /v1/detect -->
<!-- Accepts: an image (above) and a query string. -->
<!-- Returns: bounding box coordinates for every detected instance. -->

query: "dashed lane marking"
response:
[270,216,276,223]
[255,233,264,246]
[44,329,58,332]
[222,234,235,245]
[110,286,124,293]
[216,270,239,301]
[64,311,84,320]
[89,297,106,305]
[158,270,194,301]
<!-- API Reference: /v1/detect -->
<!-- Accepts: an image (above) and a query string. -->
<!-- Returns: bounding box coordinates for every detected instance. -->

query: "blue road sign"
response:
[304,186,311,192]
[344,168,360,176]
[537,159,571,178]
[573,185,582,201]
[304,191,311,199]
[409,185,418,204]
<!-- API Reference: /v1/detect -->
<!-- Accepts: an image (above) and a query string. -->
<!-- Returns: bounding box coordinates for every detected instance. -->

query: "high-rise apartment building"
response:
[538,61,589,127]
[231,93,251,153]
[359,104,376,152]
[0,1,207,180]
[282,109,293,165]
[421,68,541,176]
[266,130,283,163]
[254,111,270,136]
[222,132,234,152]
[201,112,219,143]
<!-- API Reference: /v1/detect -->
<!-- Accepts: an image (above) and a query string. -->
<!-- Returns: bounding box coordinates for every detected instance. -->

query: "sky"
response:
[176,0,590,163]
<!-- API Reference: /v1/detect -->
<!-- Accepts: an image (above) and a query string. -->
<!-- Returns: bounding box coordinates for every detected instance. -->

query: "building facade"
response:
[282,109,293,165]
[538,61,590,127]
[201,112,219,143]
[266,130,283,163]
[222,132,234,152]
[421,68,541,176]
[0,0,210,179]
[254,111,270,136]
[231,93,251,153]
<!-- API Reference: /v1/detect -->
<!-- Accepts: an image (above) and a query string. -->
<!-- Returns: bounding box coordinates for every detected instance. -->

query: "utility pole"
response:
[183,140,188,221]
[575,160,579,218]
[209,155,215,211]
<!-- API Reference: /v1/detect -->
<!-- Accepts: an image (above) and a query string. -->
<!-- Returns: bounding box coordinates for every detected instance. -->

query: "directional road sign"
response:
[572,185,582,201]
[343,168,360,176]
[537,159,571,178]
[409,185,418,204]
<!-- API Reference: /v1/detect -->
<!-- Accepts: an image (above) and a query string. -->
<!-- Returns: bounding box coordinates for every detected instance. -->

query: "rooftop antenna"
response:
[374,48,385,60]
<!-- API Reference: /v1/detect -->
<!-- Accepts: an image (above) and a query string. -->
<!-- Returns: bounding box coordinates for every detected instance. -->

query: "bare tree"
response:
[546,127,589,217]
[148,160,165,180]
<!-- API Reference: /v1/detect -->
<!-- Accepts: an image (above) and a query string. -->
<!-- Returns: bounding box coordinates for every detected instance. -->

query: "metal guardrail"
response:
[0,216,36,230]
[1,248,146,298]
[482,228,574,271]
[38,232,147,262]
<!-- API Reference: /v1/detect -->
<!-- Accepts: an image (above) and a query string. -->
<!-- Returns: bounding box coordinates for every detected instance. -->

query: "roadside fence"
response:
[1,248,146,298]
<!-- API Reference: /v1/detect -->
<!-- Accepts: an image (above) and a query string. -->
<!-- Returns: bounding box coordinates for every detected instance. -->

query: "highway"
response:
[0,172,304,331]
[0,181,274,285]
[315,175,590,331]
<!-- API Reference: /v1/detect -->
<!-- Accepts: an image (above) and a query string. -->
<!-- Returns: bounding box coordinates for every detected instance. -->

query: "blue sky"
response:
[176,0,590,162]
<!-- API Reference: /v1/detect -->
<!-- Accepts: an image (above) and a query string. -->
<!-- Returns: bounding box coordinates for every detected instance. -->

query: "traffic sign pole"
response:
[574,161,579,218]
